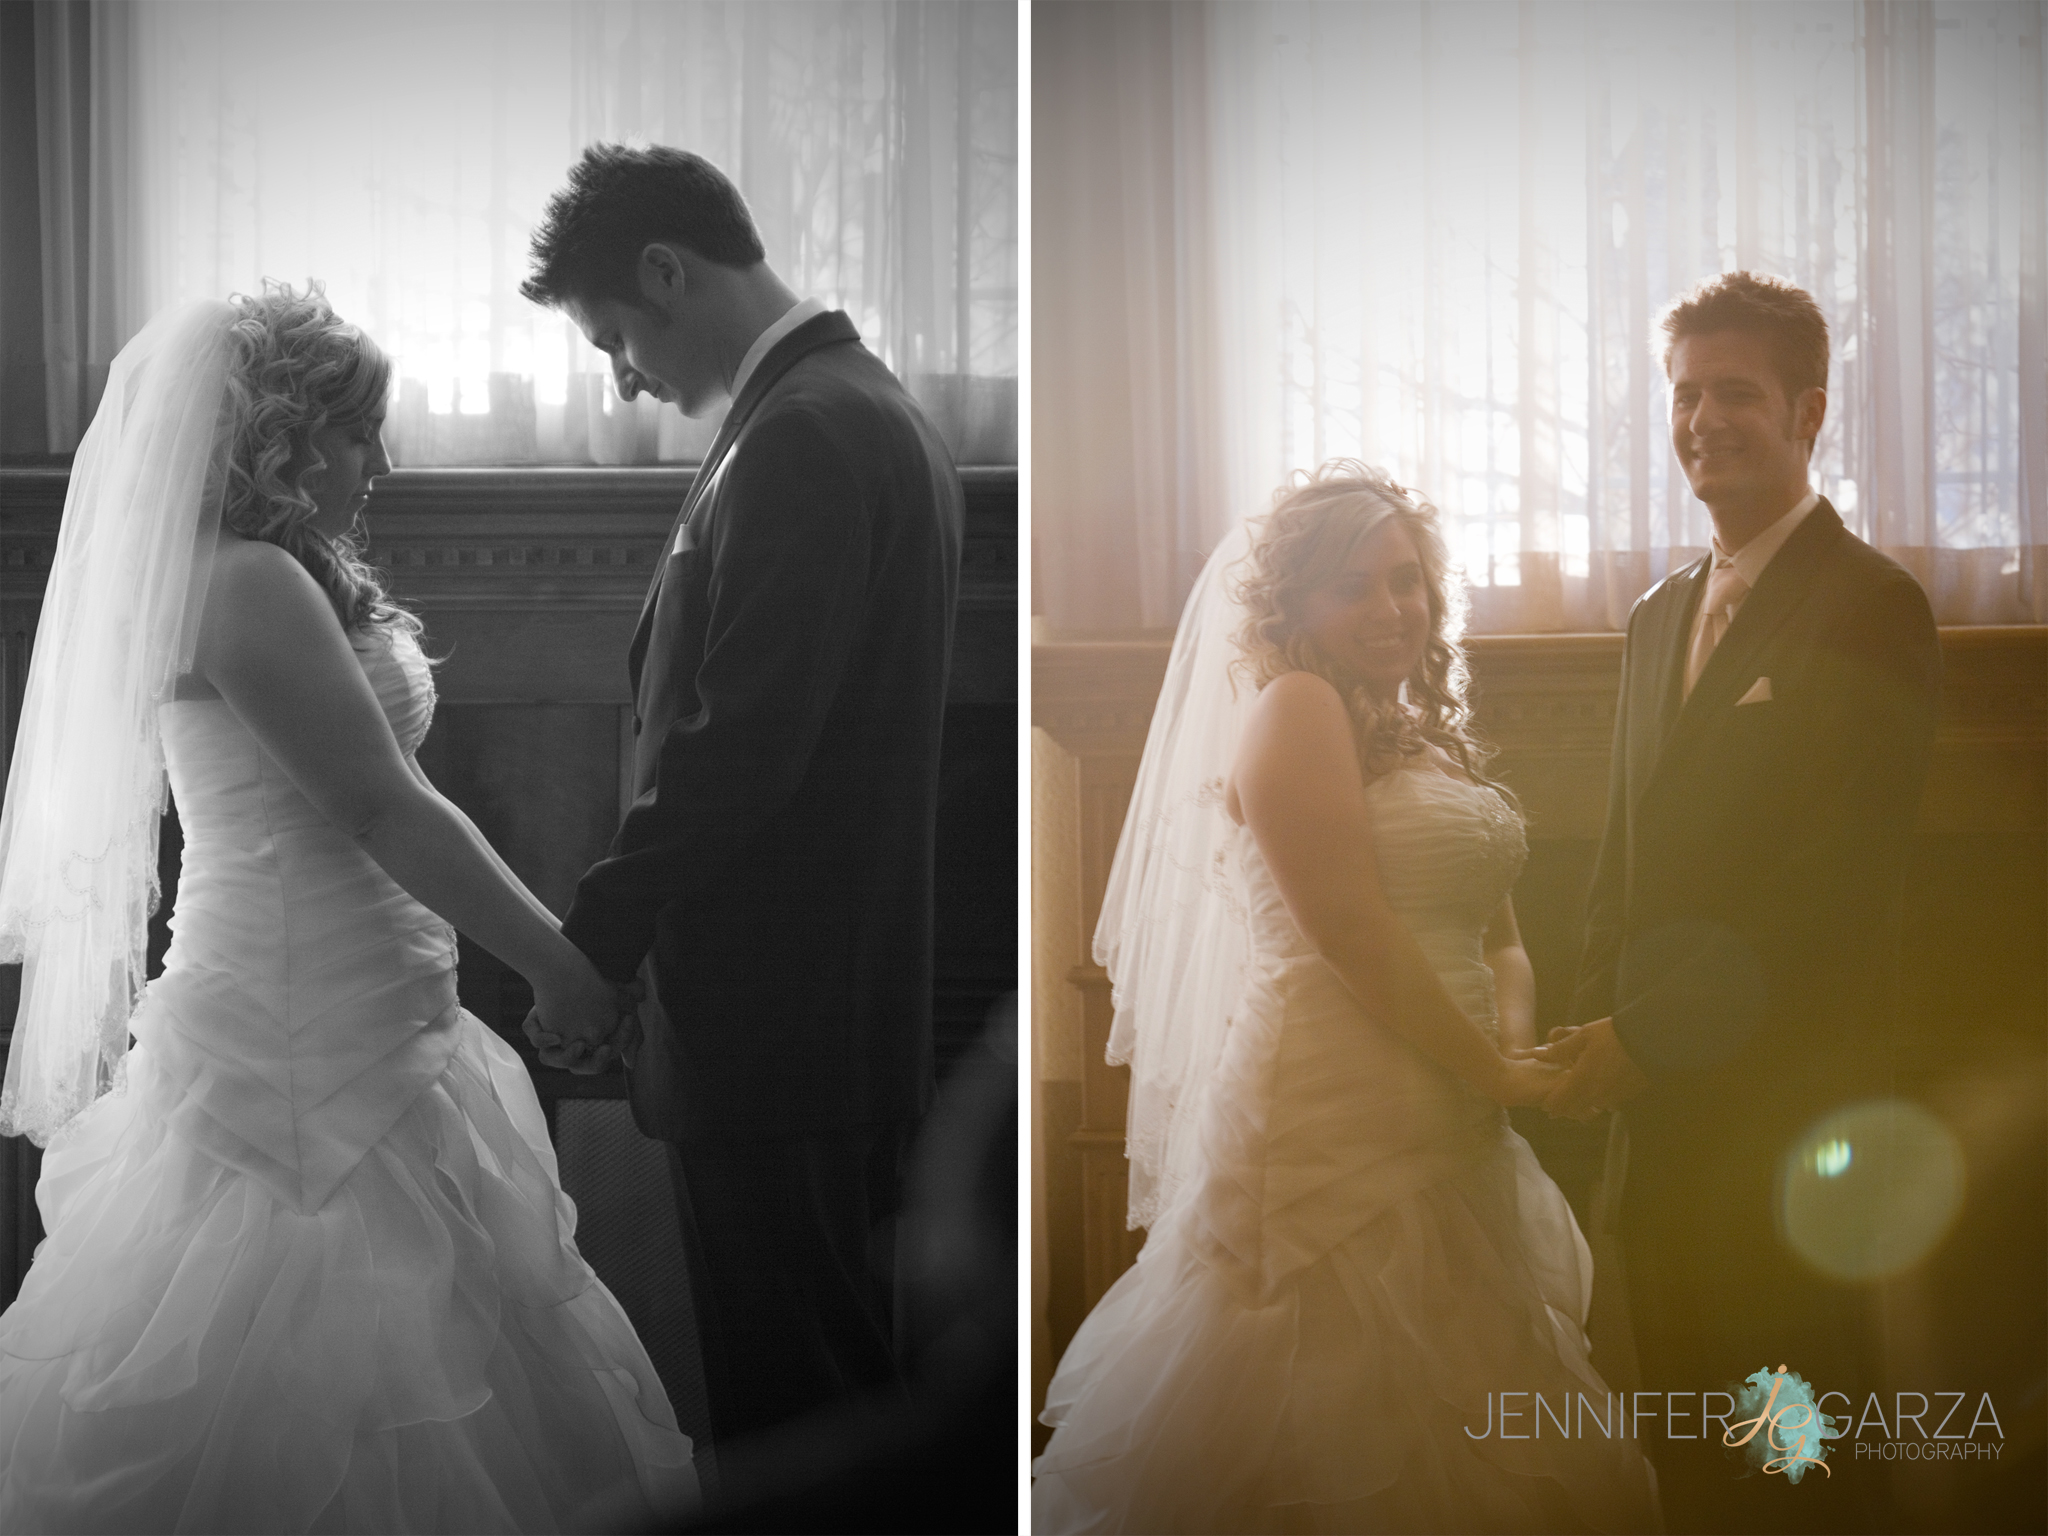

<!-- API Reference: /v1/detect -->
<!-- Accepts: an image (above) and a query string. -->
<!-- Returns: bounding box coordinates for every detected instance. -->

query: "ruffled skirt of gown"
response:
[0,1012,697,1535]
[1034,1111,1657,1535]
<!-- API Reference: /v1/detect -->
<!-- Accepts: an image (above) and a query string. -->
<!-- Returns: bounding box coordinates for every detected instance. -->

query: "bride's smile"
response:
[1299,519,1431,699]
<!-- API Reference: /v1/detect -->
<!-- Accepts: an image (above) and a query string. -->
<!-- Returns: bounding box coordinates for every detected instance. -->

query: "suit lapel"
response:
[1617,561,1705,821]
[1653,556,1711,745]
[1652,499,1848,775]
[624,309,864,679]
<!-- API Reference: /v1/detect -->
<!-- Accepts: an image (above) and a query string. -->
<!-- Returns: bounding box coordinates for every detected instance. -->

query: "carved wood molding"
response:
[1030,640,1173,758]
[2,463,1015,611]
[1,464,1017,710]
[1036,628,2048,831]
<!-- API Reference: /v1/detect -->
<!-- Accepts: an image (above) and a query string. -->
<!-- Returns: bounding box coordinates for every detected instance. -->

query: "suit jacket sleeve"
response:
[1607,566,1941,1079]
[1568,601,1643,1029]
[560,407,871,982]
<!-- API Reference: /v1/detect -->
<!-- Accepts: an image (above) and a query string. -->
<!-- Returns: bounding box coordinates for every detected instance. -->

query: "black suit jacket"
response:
[560,310,963,1145]
[1568,500,1941,1193]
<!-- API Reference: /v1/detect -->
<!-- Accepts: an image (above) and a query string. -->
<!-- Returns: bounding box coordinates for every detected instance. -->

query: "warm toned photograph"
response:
[1031,4,2044,1534]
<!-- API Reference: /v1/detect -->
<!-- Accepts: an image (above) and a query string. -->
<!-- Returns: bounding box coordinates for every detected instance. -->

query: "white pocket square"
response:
[1736,677,1773,705]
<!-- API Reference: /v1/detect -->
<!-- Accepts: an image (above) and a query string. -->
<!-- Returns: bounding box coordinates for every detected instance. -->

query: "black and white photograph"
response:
[0,2,1016,1531]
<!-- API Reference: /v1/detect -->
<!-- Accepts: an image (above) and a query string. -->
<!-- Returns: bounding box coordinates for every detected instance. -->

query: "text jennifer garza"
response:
[1461,1390,2005,1449]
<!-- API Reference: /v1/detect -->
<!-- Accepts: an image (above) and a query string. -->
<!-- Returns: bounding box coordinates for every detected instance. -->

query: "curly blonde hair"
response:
[220,281,419,640]
[1232,460,1501,787]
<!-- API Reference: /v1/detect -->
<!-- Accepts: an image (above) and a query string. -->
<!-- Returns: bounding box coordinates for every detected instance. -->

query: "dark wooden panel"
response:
[416,703,626,914]
[935,699,1019,1063]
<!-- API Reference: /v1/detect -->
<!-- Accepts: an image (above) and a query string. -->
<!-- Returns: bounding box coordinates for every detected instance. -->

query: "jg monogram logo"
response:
[1725,1365,1838,1481]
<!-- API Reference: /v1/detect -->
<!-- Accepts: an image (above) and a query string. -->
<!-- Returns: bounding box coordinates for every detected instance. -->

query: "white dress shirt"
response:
[729,296,829,405]
[1689,486,1820,647]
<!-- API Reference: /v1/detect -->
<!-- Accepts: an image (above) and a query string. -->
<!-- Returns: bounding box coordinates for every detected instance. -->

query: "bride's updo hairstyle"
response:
[220,280,419,639]
[1232,459,1500,787]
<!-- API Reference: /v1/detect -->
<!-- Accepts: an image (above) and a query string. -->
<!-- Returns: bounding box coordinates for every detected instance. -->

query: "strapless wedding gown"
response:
[0,626,697,1534]
[1034,767,1661,1534]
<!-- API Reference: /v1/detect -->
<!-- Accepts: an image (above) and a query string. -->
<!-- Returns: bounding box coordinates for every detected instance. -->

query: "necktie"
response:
[1684,559,1750,698]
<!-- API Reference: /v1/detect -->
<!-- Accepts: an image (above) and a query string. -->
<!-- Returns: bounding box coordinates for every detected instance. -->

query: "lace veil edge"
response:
[1091,523,1257,1230]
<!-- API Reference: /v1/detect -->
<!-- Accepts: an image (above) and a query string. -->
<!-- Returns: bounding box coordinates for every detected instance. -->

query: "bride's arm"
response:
[404,756,644,1068]
[1483,897,1537,1054]
[402,756,560,931]
[1234,670,1556,1106]
[193,539,622,1057]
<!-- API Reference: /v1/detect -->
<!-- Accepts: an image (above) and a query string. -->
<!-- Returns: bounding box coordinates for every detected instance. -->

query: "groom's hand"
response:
[523,1008,630,1073]
[522,980,641,1075]
[1534,1017,1648,1121]
[608,979,646,1071]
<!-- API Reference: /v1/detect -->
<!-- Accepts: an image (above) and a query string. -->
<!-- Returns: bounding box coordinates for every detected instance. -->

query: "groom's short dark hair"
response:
[521,143,766,310]
[1659,271,1830,403]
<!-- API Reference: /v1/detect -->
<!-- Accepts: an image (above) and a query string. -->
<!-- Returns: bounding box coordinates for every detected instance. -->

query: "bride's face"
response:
[303,411,391,538]
[1298,518,1432,700]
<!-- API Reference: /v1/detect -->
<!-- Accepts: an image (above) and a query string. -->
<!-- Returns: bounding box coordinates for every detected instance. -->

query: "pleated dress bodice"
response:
[1239,761,1527,1017]
[147,626,458,1214]
[1184,764,1531,1301]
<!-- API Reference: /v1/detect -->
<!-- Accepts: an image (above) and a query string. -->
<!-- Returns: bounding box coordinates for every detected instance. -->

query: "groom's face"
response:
[1668,330,1824,515]
[564,253,720,417]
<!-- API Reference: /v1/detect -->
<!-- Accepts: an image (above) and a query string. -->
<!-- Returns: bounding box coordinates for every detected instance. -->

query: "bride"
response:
[0,289,696,1532]
[1033,463,1661,1534]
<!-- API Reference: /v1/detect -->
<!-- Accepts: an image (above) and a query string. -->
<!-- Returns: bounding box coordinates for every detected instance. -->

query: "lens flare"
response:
[1778,1100,1964,1281]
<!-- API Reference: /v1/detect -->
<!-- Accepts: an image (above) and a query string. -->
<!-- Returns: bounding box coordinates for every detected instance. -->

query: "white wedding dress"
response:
[1034,766,1661,1534]
[0,626,698,1534]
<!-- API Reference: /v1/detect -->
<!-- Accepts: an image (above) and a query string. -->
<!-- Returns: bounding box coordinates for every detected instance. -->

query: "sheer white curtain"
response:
[1034,0,2044,631]
[39,0,1016,465]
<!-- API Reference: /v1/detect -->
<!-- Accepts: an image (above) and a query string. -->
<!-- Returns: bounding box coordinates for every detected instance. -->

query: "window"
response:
[62,0,1016,464]
[1033,0,2042,630]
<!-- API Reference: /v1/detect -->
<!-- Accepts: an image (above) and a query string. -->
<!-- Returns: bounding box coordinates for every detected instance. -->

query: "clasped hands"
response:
[1494,1017,1649,1121]
[522,965,644,1075]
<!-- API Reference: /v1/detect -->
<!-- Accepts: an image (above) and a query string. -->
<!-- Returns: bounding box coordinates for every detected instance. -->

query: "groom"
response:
[1540,273,1940,1531]
[518,144,963,1446]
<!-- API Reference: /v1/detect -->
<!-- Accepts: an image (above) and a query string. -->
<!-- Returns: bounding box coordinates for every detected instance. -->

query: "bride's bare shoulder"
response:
[209,530,292,576]
[1245,672,1368,765]
[1246,668,1344,725]
[1235,670,1371,794]
[179,538,315,698]
[190,537,344,681]
[205,535,327,616]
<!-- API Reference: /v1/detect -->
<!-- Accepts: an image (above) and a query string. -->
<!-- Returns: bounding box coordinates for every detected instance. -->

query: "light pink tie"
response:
[1684,559,1750,698]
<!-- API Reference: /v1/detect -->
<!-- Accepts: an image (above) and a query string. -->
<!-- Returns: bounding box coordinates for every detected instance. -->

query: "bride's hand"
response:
[1480,1054,1565,1107]
[526,954,631,1074]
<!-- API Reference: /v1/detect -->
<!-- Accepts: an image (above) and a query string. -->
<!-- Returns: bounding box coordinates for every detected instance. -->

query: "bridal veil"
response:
[0,301,234,1144]
[1092,521,1259,1230]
